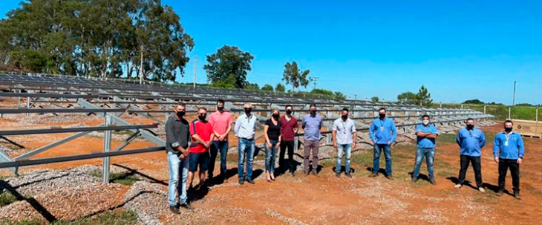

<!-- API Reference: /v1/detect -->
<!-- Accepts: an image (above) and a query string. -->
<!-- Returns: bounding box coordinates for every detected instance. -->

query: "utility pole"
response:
[193,56,197,89]
[512,81,516,106]
[139,45,144,84]
[310,76,319,90]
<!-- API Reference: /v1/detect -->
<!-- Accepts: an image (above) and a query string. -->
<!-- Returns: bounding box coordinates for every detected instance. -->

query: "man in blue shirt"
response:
[455,118,486,192]
[412,115,439,185]
[369,108,397,179]
[493,120,525,199]
[302,104,323,176]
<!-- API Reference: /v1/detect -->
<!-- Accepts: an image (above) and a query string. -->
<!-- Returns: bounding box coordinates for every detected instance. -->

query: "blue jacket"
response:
[416,124,438,148]
[493,131,525,159]
[456,128,486,156]
[369,118,397,144]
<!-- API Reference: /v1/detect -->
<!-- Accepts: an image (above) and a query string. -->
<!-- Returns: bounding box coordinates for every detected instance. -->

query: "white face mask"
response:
[422,120,429,126]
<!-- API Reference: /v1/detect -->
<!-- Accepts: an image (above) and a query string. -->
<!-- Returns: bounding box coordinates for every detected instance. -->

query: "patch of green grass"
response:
[472,194,499,204]
[91,171,140,186]
[112,130,134,136]
[0,192,22,207]
[436,170,456,178]
[438,134,457,144]
[3,210,138,225]
[350,151,374,167]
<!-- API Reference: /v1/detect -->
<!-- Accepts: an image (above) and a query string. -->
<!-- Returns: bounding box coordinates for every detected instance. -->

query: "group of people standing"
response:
[164,100,526,214]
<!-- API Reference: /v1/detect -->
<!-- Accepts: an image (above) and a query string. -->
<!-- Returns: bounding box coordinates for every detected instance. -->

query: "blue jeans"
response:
[265,140,279,173]
[167,152,188,206]
[238,138,255,180]
[373,144,392,175]
[209,141,229,177]
[336,144,352,173]
[412,147,435,181]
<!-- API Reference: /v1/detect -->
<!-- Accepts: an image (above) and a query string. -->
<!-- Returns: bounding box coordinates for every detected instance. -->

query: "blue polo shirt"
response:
[302,114,322,141]
[415,124,438,148]
[369,117,397,144]
[493,131,525,159]
[456,128,486,157]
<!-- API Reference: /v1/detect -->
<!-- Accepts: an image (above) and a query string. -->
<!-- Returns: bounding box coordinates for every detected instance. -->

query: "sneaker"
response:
[246,179,255,184]
[336,172,341,178]
[304,171,310,176]
[454,184,463,189]
[290,171,295,177]
[411,178,418,183]
[238,179,244,185]
[179,203,192,210]
[430,180,437,185]
[369,173,378,178]
[514,191,521,200]
[478,187,486,193]
[385,175,394,180]
[345,172,352,178]
[311,171,318,176]
[496,189,504,196]
[169,205,180,214]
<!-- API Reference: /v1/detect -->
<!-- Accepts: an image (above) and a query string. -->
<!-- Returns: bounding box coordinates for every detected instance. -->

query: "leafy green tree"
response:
[261,84,274,91]
[275,83,286,92]
[282,61,309,92]
[397,91,417,104]
[310,88,333,96]
[0,0,194,82]
[245,83,260,90]
[210,74,237,88]
[371,96,379,103]
[416,85,433,106]
[333,91,346,100]
[203,45,253,88]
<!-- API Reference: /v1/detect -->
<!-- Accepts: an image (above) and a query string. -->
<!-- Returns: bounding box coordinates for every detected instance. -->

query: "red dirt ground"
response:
[1,111,541,224]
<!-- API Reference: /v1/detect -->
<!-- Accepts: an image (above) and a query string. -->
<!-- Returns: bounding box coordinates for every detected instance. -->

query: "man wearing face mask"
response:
[279,105,299,176]
[412,115,439,184]
[234,103,258,184]
[165,103,191,214]
[188,107,215,190]
[332,108,357,178]
[301,104,323,176]
[208,99,232,184]
[493,120,525,199]
[455,118,486,192]
[369,108,397,179]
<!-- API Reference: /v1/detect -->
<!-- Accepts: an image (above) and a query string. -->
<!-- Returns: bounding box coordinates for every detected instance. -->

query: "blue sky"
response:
[1,0,541,105]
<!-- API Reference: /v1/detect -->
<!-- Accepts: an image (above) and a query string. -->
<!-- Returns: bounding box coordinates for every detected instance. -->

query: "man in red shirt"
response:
[188,107,215,189]
[279,105,299,176]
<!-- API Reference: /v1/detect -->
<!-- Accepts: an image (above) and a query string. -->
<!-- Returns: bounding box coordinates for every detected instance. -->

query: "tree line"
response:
[0,0,431,103]
[0,0,194,82]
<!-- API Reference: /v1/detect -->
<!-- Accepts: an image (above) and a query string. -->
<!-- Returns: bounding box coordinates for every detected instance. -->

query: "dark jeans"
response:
[373,144,392,175]
[279,141,295,173]
[498,158,520,192]
[458,155,483,187]
[209,141,229,178]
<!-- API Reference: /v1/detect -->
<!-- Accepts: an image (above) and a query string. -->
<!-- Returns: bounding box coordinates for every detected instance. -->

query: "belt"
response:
[240,137,254,141]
